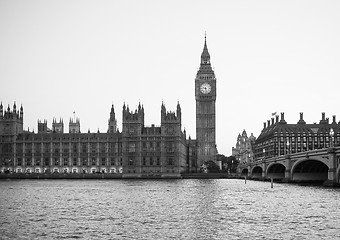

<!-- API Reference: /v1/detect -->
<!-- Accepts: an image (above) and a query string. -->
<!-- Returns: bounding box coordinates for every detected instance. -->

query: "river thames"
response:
[0,179,339,240]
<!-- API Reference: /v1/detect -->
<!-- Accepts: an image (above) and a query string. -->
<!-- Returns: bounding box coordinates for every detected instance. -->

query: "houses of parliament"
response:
[0,37,218,177]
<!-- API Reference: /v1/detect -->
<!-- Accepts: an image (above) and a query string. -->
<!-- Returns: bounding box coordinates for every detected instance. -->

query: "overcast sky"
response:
[1,0,339,155]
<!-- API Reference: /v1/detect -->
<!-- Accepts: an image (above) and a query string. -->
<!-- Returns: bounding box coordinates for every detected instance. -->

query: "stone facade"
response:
[254,112,340,160]
[195,36,217,170]
[232,130,256,165]
[0,37,219,176]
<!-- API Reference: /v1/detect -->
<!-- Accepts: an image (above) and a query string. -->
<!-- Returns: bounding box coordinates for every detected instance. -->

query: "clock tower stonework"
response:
[195,36,217,170]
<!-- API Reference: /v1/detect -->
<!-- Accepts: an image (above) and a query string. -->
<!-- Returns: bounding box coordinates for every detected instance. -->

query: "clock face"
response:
[200,83,211,94]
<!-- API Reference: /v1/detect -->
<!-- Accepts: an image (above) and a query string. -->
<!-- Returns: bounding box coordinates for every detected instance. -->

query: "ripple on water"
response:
[0,179,339,239]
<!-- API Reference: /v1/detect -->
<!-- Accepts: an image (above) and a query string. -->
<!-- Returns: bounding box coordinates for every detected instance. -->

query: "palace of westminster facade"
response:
[0,37,217,177]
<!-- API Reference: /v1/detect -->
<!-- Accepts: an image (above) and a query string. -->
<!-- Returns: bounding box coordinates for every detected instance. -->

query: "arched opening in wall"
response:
[251,166,262,179]
[241,169,248,177]
[267,163,285,180]
[292,160,328,182]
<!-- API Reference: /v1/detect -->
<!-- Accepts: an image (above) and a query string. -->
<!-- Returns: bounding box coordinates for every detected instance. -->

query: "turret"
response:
[20,104,23,119]
[176,102,182,122]
[108,104,117,133]
[0,102,23,135]
[38,120,48,133]
[52,118,64,133]
[0,102,3,118]
[69,117,80,133]
[13,102,16,113]
[161,102,181,125]
[122,102,145,136]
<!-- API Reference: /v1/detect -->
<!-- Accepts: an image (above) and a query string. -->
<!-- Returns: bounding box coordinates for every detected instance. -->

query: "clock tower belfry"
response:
[195,36,217,170]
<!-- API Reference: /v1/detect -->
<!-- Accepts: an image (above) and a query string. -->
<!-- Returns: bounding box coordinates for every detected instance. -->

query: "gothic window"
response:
[168,157,173,166]
[100,144,106,153]
[91,158,96,166]
[129,143,136,153]
[45,158,50,166]
[110,158,115,166]
[91,143,96,153]
[17,158,22,166]
[26,158,31,166]
[36,158,40,166]
[150,157,153,165]
[143,157,146,166]
[82,158,87,166]
[101,158,106,166]
[73,158,77,166]
[128,158,134,166]
[63,158,68,166]
[82,143,87,153]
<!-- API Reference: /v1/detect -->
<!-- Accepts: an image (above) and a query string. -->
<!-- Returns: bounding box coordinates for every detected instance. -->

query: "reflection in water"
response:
[0,179,339,239]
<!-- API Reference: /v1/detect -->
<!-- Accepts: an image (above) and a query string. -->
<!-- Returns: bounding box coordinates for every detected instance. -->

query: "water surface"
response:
[0,179,339,239]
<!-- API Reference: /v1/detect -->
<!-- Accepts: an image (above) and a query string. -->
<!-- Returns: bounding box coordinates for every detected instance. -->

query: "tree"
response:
[217,154,228,171]
[204,160,221,173]
[225,156,238,173]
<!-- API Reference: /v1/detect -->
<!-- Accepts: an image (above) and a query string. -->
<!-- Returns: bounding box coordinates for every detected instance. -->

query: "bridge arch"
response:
[291,158,328,182]
[267,163,286,180]
[251,166,263,179]
[241,168,248,177]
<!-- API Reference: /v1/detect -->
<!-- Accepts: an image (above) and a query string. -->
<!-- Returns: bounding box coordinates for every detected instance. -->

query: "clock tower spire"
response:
[195,35,217,171]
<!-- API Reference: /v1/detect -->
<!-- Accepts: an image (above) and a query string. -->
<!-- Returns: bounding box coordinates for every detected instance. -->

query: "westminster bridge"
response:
[238,146,340,186]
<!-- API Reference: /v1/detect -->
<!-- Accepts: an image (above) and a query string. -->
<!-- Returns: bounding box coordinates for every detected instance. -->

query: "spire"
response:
[201,34,210,61]
[198,34,213,73]
[13,102,16,112]
[201,33,210,64]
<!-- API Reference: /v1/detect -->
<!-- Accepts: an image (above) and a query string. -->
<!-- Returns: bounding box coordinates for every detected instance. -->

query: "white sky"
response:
[1,0,340,156]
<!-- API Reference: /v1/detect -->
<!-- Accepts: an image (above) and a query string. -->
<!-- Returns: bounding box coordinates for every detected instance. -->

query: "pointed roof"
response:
[201,35,210,60]
[198,34,214,74]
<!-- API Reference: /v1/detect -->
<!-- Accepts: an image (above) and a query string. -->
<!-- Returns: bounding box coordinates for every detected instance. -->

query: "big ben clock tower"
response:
[195,36,217,170]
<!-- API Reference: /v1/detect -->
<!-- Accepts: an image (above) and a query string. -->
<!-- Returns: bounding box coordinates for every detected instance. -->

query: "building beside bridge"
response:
[239,112,340,186]
[232,129,256,165]
[254,112,339,160]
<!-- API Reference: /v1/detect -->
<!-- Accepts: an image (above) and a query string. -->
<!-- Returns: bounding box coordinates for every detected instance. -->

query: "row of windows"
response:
[128,157,174,166]
[16,143,121,150]
[15,158,123,167]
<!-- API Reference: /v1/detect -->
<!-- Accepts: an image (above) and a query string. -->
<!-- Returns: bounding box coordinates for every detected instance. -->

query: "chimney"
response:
[263,122,266,129]
[267,120,270,127]
[271,118,274,125]
[276,115,279,123]
[332,115,336,124]
[322,112,325,121]
[298,112,306,124]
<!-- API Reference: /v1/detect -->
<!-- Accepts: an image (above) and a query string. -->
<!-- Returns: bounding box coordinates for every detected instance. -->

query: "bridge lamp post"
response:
[330,128,334,148]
